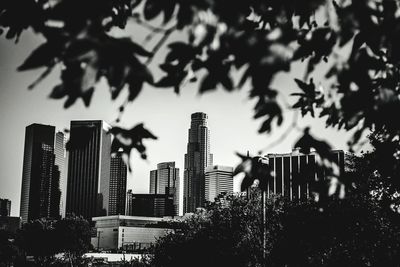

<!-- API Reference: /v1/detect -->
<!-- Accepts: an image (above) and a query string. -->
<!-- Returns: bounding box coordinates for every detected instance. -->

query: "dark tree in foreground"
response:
[150,193,265,267]
[15,216,91,267]
[18,219,59,266]
[2,0,400,200]
[54,216,92,266]
[147,190,400,267]
[0,230,21,267]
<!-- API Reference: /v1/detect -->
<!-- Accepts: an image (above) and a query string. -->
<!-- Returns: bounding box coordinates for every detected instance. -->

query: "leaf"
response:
[200,74,217,93]
[144,0,163,20]
[294,128,332,160]
[294,78,315,95]
[240,175,255,192]
[127,79,143,102]
[81,87,94,107]
[18,42,60,71]
[129,41,153,57]
[161,1,176,24]
[166,42,195,62]
[109,124,158,171]
[155,75,179,88]
[64,39,96,61]
[220,75,234,91]
[49,85,68,99]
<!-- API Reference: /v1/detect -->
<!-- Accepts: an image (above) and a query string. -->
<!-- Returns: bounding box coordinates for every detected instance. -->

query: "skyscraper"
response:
[55,131,67,218]
[109,151,127,215]
[266,149,346,200]
[66,120,111,220]
[20,124,60,223]
[149,162,180,216]
[205,165,234,202]
[183,112,213,213]
[0,199,11,216]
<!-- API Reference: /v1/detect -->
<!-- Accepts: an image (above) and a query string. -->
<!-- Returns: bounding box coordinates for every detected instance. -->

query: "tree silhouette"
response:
[146,190,400,267]
[2,0,400,200]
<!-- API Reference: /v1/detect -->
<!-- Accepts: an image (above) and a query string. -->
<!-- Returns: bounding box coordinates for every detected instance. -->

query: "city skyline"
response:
[0,28,358,217]
[12,118,349,221]
[0,112,355,217]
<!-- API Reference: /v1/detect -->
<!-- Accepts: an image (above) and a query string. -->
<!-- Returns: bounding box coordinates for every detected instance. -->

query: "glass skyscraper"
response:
[65,120,111,220]
[183,112,213,213]
[20,124,60,223]
[109,151,127,215]
[55,131,67,218]
[149,162,180,216]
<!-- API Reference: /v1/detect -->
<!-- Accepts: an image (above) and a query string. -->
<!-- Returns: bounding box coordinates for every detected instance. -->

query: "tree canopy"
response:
[15,216,92,266]
[147,190,400,267]
[2,0,400,199]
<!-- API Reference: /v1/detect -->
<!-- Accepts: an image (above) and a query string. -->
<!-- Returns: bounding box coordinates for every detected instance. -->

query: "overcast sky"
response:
[0,23,358,217]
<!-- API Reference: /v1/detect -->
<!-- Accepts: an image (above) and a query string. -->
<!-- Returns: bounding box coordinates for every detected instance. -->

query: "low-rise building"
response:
[91,215,172,251]
[126,191,175,217]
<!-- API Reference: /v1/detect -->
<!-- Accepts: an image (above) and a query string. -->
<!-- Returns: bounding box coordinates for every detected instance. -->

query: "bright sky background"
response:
[0,22,359,217]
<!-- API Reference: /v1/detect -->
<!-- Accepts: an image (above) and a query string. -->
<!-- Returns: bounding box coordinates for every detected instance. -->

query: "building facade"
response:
[265,149,346,200]
[66,120,111,220]
[0,199,11,217]
[126,191,174,217]
[55,131,67,218]
[205,165,234,202]
[149,162,180,215]
[91,215,169,251]
[109,151,127,216]
[20,124,60,223]
[183,112,213,213]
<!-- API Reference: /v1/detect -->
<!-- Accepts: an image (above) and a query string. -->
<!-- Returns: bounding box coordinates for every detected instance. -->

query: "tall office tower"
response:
[205,165,234,202]
[109,151,127,215]
[266,149,345,200]
[183,112,213,213]
[66,120,111,220]
[149,162,180,215]
[55,131,67,218]
[0,199,11,216]
[20,124,61,223]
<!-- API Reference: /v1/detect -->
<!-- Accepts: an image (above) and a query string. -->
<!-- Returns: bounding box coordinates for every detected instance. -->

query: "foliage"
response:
[145,189,400,267]
[150,192,265,267]
[18,219,59,266]
[270,194,400,266]
[53,216,92,266]
[347,132,400,212]
[14,216,91,267]
[3,0,400,198]
[0,230,22,267]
